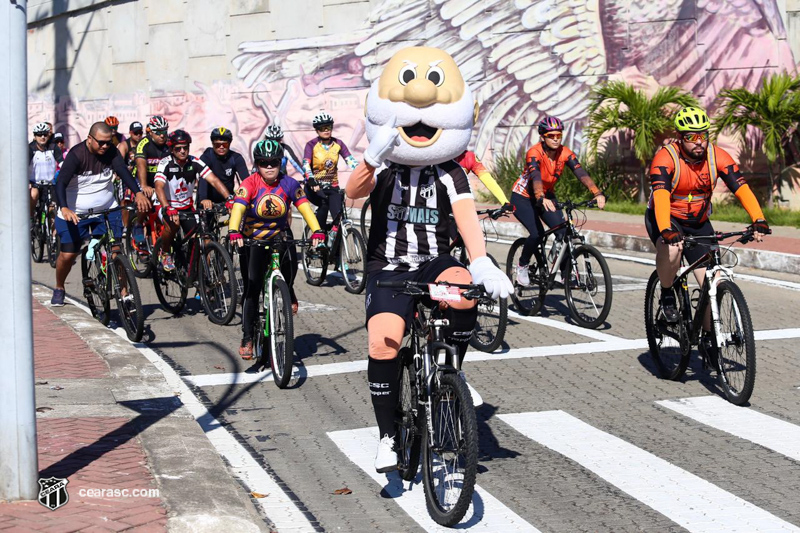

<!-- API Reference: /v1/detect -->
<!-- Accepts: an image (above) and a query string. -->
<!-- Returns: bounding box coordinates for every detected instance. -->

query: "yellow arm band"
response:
[477,171,509,204]
[297,202,321,232]
[734,184,766,222]
[228,203,246,233]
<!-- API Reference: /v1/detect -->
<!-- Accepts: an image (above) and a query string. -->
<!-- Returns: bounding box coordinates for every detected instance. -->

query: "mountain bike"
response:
[300,183,367,294]
[124,209,162,279]
[78,205,145,342]
[381,279,483,527]
[152,205,238,325]
[30,183,60,268]
[449,206,512,353]
[644,230,763,405]
[244,237,312,389]
[506,199,613,328]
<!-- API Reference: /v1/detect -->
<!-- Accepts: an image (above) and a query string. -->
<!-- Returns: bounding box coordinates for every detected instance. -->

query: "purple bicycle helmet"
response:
[537,116,564,136]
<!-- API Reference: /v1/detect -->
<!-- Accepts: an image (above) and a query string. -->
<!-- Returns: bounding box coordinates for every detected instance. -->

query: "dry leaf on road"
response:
[333,487,352,495]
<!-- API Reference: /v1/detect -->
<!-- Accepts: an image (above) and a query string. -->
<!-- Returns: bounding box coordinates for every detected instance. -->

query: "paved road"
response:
[32,219,800,533]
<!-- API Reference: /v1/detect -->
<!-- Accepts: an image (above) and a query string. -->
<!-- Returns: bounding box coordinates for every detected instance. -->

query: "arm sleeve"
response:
[475,167,509,204]
[282,144,304,175]
[303,140,314,180]
[196,175,209,202]
[112,152,141,194]
[296,201,321,232]
[54,151,79,208]
[228,203,246,233]
[524,157,543,200]
[650,148,675,232]
[565,152,600,196]
[54,146,64,164]
[734,184,765,222]
[715,149,763,220]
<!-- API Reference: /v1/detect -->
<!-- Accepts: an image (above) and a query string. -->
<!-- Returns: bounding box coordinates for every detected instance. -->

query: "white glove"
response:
[468,256,514,299]
[364,116,401,168]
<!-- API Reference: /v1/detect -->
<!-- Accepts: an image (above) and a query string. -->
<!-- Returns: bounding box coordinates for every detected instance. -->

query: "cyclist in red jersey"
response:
[510,116,605,285]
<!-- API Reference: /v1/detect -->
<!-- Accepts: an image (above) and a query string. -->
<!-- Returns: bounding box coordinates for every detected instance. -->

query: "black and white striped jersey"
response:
[366,160,473,273]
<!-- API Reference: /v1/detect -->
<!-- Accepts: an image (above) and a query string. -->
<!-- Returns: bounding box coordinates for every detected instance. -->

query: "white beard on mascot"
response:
[345,46,513,300]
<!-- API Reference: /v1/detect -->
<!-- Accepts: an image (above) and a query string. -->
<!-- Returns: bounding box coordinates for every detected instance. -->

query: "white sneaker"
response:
[515,263,530,286]
[375,434,398,473]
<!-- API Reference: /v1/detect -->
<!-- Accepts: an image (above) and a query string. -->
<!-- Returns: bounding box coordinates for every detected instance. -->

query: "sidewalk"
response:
[0,287,267,533]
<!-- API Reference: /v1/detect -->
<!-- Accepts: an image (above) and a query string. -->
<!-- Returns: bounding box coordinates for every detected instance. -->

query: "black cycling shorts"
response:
[364,254,463,329]
[645,208,715,264]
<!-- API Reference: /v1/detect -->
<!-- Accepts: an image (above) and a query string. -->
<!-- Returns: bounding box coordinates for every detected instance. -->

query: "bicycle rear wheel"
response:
[152,238,188,315]
[565,244,613,329]
[422,372,478,527]
[110,255,145,342]
[269,277,294,388]
[301,225,328,285]
[340,225,367,294]
[470,254,508,352]
[396,347,422,481]
[31,218,45,263]
[81,250,111,326]
[505,238,546,316]
[715,280,756,405]
[125,219,154,278]
[199,241,238,325]
[644,270,690,380]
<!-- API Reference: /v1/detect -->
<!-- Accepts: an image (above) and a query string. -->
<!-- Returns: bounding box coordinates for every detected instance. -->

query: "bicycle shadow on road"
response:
[476,402,520,470]
[294,333,348,361]
[635,351,743,405]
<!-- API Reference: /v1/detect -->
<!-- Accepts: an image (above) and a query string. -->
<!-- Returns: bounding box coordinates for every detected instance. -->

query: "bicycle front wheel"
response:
[31,219,45,263]
[396,347,422,481]
[81,250,111,326]
[644,270,690,380]
[470,254,507,352]
[505,238,546,317]
[269,277,295,388]
[340,226,367,294]
[715,280,756,405]
[301,225,328,285]
[125,219,154,278]
[199,241,238,325]
[422,372,478,527]
[565,244,613,329]
[359,197,371,238]
[110,255,145,342]
[152,238,188,315]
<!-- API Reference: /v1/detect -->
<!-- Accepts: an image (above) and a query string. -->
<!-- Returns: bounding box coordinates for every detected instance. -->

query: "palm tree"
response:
[713,72,800,208]
[586,81,699,202]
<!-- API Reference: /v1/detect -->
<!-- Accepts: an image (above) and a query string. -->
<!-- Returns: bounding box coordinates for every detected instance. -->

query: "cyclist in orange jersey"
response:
[645,106,769,357]
[510,116,605,285]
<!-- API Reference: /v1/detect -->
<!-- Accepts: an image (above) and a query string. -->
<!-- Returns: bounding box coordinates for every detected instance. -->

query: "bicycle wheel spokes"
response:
[715,281,756,405]
[200,242,237,325]
[152,239,188,314]
[422,373,477,526]
[396,348,421,481]
[565,245,612,329]
[505,238,545,317]
[644,271,690,381]
[81,251,111,326]
[340,227,367,294]
[111,256,145,342]
[269,278,294,388]
[301,226,327,285]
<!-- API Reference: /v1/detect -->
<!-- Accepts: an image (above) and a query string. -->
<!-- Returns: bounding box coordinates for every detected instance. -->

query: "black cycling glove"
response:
[660,228,682,245]
[749,218,770,235]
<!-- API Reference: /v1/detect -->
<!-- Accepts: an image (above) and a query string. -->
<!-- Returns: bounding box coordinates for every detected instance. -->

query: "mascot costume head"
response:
[364,46,477,166]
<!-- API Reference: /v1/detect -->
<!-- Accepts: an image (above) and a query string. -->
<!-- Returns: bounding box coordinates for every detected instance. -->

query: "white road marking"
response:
[499,411,800,533]
[507,310,621,342]
[186,328,800,387]
[604,252,800,291]
[657,396,800,462]
[327,427,541,533]
[56,293,318,532]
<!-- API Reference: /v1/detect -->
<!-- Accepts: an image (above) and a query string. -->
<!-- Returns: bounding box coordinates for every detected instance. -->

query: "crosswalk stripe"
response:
[327,427,541,533]
[657,396,800,462]
[499,411,800,533]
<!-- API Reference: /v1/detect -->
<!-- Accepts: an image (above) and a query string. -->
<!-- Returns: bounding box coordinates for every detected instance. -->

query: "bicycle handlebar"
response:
[77,204,135,219]
[553,199,597,211]
[476,205,512,220]
[683,228,768,247]
[376,279,487,300]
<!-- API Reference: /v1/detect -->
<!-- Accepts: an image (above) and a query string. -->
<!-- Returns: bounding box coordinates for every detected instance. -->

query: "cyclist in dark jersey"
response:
[134,115,170,198]
[126,121,144,171]
[264,124,303,177]
[198,127,250,208]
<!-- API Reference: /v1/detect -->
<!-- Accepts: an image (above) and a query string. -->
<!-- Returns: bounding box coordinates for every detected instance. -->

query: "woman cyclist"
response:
[511,116,606,285]
[302,111,358,232]
[228,140,325,360]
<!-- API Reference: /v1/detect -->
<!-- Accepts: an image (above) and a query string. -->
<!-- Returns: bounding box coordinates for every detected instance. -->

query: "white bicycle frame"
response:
[674,260,737,349]
[265,251,286,359]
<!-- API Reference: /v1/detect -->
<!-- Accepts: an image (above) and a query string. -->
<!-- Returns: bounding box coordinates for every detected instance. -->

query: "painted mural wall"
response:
[27,0,799,196]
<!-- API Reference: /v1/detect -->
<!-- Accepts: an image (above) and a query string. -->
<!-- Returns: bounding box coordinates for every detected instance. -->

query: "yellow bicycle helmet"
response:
[674,106,710,132]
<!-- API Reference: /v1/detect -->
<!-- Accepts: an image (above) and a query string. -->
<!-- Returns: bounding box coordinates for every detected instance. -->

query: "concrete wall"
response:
[26,0,800,206]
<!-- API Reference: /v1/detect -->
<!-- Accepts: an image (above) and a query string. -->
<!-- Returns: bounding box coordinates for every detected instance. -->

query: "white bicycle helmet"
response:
[33,122,50,135]
[312,111,333,128]
[264,124,284,140]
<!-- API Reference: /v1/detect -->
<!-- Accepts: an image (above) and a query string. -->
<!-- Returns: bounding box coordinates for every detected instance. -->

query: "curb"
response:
[31,285,269,533]
[345,208,800,275]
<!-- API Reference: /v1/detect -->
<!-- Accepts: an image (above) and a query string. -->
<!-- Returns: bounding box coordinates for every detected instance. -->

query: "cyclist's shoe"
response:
[699,331,720,371]
[375,434,398,473]
[460,372,484,407]
[660,286,679,323]
[51,288,65,307]
[291,302,299,315]
[239,339,254,361]
[160,253,176,272]
[515,263,530,286]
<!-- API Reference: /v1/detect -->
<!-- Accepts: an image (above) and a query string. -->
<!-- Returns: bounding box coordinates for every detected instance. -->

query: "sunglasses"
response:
[89,134,113,147]
[34,133,48,138]
[316,126,332,132]
[257,159,282,168]
[130,130,143,135]
[152,129,168,136]
[212,141,230,148]
[542,133,563,140]
[682,132,709,143]
[172,145,189,153]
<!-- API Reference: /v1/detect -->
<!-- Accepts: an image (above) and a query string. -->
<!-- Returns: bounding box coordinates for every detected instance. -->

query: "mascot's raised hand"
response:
[364,115,400,168]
